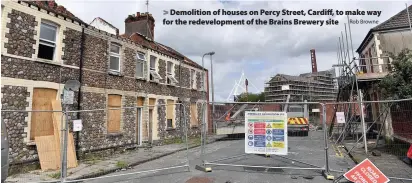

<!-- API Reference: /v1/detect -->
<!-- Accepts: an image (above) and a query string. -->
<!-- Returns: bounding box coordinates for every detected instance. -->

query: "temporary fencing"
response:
[326,98,412,181]
[197,101,335,179]
[1,102,191,183]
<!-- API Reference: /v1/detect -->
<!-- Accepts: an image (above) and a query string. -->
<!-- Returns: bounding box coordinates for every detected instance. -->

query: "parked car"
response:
[1,118,9,183]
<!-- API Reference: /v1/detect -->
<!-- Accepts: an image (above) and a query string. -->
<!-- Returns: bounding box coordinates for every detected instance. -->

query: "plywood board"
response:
[67,133,78,168]
[137,97,145,107]
[31,88,57,140]
[108,95,121,133]
[190,103,198,126]
[149,98,156,109]
[35,135,59,171]
[108,94,121,107]
[51,100,62,168]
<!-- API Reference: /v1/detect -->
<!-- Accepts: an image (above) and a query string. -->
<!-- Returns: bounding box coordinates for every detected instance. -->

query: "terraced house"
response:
[1,0,209,165]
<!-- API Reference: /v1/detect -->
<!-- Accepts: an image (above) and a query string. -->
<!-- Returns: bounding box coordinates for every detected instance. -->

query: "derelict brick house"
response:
[355,5,412,142]
[1,0,209,165]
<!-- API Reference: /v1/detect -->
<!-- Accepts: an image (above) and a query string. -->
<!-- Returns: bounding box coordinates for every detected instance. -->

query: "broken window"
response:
[150,56,156,70]
[191,69,196,89]
[149,56,161,82]
[166,100,174,129]
[136,52,145,78]
[38,22,57,60]
[109,44,121,72]
[166,61,178,85]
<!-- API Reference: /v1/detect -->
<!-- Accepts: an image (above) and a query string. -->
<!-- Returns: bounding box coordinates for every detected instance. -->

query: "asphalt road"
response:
[85,131,354,183]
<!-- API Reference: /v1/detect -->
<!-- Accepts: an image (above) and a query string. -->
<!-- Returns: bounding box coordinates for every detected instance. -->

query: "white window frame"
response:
[166,61,178,85]
[109,43,121,72]
[136,52,145,78]
[149,56,162,82]
[38,21,58,61]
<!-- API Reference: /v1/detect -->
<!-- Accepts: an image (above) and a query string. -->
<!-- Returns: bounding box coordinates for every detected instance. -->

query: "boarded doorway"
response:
[30,88,58,140]
[108,94,121,133]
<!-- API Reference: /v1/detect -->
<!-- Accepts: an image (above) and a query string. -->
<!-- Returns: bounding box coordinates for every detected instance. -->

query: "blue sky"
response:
[57,0,412,101]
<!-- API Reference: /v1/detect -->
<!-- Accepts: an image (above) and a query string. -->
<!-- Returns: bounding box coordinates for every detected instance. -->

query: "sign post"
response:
[343,159,389,183]
[245,111,288,155]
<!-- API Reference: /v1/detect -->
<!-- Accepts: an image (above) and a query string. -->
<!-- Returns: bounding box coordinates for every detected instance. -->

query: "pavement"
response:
[344,141,412,183]
[76,131,356,183]
[5,136,224,183]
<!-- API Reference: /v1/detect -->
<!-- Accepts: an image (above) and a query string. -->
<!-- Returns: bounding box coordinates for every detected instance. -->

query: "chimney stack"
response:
[125,12,155,40]
[310,49,318,73]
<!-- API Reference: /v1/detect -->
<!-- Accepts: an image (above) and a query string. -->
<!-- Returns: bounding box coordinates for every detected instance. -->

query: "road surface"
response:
[85,131,354,183]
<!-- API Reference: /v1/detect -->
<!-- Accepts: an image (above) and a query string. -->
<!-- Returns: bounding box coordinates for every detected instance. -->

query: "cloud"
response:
[57,0,412,101]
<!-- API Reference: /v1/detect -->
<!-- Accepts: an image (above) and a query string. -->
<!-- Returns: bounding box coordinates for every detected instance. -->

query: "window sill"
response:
[135,76,146,81]
[166,128,175,131]
[190,125,199,129]
[34,58,62,66]
[149,80,160,84]
[26,141,36,146]
[106,132,123,137]
[108,71,123,77]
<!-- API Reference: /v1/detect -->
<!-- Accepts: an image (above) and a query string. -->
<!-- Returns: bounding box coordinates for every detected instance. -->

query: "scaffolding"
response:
[264,69,338,103]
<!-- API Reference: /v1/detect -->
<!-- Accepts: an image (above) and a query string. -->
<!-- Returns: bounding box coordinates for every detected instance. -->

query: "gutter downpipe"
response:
[75,27,85,159]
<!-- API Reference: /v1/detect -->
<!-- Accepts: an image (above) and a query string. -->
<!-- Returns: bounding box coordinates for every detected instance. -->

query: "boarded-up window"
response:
[166,100,174,128]
[190,103,198,127]
[107,94,121,133]
[31,88,57,140]
[149,98,156,109]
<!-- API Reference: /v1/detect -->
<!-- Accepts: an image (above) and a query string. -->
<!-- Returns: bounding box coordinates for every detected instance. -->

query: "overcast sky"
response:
[57,0,412,101]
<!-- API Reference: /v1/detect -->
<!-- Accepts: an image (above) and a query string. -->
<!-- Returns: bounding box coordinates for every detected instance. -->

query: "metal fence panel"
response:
[326,99,412,181]
[2,103,192,183]
[198,101,333,179]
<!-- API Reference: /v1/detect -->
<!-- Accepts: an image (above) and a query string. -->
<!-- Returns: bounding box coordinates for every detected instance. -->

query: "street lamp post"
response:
[200,51,214,165]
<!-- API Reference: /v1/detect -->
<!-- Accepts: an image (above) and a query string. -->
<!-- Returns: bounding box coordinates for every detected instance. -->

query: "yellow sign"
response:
[271,123,284,129]
[272,142,285,148]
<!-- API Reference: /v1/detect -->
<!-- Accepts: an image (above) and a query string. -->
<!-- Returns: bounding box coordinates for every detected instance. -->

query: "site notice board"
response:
[245,111,288,155]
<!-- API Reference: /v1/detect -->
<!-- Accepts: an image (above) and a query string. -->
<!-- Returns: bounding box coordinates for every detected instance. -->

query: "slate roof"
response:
[356,5,412,53]
[299,68,335,78]
[26,1,85,24]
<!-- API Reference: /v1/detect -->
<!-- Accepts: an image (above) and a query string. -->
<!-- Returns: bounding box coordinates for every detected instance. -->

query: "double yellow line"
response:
[332,145,344,158]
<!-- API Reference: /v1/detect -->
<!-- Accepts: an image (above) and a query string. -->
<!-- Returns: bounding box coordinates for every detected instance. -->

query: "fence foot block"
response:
[195,165,212,172]
[323,171,335,180]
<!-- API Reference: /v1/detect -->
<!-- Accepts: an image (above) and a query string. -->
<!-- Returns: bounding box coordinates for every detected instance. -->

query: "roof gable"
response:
[356,5,412,53]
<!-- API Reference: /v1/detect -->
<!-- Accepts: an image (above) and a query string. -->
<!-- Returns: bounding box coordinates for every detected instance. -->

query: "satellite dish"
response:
[64,80,81,91]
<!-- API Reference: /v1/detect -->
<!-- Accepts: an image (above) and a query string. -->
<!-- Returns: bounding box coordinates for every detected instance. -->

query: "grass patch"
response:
[191,137,201,146]
[48,171,61,179]
[163,137,184,145]
[83,154,103,165]
[8,162,40,176]
[116,161,128,169]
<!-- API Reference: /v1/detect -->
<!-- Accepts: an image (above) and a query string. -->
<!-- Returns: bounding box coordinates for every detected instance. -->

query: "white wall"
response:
[90,18,117,35]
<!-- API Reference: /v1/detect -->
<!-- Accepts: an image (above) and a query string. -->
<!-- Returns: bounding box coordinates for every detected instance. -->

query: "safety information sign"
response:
[245,111,288,155]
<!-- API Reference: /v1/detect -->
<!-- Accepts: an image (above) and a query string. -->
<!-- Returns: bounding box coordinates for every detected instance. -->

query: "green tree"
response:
[379,49,412,99]
[237,92,265,102]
